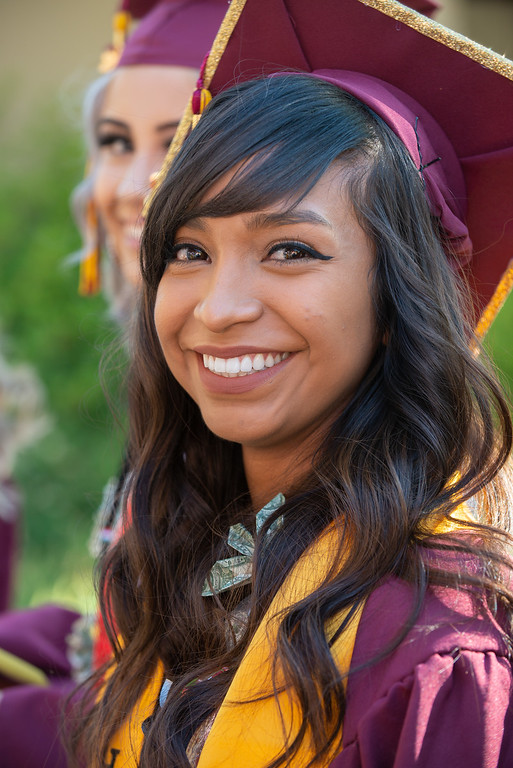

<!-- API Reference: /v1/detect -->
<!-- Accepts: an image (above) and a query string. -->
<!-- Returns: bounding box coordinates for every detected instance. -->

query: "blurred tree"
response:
[1,87,124,609]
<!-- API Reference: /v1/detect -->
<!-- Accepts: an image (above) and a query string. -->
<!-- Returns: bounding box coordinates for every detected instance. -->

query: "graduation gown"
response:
[107,525,513,768]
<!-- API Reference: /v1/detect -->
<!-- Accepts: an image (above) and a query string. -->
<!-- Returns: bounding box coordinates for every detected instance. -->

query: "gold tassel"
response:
[79,199,101,296]
[475,259,513,339]
[98,10,132,74]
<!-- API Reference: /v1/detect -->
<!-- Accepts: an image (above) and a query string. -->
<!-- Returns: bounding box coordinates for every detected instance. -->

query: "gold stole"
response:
[197,528,362,768]
[106,669,163,767]
[106,527,360,768]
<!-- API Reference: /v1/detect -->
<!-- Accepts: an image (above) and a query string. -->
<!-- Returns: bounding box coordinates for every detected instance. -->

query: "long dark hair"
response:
[72,75,513,767]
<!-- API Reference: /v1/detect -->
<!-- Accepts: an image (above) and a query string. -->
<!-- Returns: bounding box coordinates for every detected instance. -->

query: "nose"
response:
[193,263,263,332]
[116,152,159,204]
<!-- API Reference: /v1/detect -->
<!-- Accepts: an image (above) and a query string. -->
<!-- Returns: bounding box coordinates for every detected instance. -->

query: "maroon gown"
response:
[1,554,511,766]
[0,604,80,767]
[332,575,513,767]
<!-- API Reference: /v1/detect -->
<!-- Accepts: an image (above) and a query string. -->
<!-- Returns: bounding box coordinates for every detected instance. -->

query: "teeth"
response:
[226,357,241,374]
[240,355,252,373]
[253,353,265,371]
[201,352,290,377]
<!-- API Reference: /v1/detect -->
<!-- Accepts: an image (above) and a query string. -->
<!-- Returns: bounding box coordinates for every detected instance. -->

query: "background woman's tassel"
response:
[79,199,101,296]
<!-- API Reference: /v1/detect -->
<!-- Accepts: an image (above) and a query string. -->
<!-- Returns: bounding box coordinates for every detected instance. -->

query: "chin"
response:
[201,415,279,450]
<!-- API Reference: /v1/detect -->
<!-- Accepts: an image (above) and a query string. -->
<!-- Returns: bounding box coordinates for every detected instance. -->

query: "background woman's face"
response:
[93,65,197,287]
[154,164,380,459]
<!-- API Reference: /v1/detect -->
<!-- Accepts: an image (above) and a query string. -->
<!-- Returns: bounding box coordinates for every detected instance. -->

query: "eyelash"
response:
[165,243,207,264]
[97,134,132,155]
[268,241,332,262]
[97,134,175,155]
[165,241,332,265]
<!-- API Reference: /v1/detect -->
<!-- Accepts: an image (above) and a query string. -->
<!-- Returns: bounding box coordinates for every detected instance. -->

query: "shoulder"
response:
[334,572,513,768]
[353,568,510,669]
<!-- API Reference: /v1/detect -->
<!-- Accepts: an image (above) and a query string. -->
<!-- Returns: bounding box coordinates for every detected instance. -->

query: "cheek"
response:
[154,287,176,343]
[154,288,199,402]
[92,161,120,215]
[318,283,377,373]
[154,282,189,359]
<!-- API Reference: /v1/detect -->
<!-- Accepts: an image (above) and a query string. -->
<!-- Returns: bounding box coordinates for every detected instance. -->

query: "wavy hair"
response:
[71,75,513,767]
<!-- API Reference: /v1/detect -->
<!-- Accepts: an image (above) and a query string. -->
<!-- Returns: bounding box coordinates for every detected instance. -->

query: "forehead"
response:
[100,65,198,126]
[183,163,370,250]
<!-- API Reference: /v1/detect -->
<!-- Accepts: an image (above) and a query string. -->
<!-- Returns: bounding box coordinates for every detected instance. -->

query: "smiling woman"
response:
[93,65,197,288]
[71,2,513,767]
[154,165,378,479]
[73,0,227,324]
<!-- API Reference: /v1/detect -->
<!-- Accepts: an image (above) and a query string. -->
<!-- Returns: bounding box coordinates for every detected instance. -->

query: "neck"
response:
[242,444,313,512]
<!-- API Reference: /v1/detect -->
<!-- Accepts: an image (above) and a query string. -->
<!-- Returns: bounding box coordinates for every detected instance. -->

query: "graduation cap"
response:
[98,0,227,72]
[154,0,513,335]
[117,0,227,69]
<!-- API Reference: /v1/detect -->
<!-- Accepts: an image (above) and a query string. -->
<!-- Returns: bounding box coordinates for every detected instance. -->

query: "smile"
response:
[202,352,290,377]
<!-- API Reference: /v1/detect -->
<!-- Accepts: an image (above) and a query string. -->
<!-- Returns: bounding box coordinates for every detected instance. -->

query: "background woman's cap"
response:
[158,0,513,334]
[100,0,227,71]
[118,0,227,68]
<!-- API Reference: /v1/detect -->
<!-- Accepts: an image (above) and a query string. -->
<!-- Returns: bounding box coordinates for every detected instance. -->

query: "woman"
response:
[73,1,513,767]
[75,0,227,326]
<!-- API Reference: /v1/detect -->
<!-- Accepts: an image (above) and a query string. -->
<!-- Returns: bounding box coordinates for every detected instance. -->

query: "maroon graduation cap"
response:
[155,0,513,335]
[99,0,227,72]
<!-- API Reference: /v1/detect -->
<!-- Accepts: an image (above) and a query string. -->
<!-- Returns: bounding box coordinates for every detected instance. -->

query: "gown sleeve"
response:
[0,605,80,768]
[329,575,513,768]
[333,646,513,768]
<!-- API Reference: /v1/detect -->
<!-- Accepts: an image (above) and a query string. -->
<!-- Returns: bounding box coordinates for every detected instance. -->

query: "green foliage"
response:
[485,294,513,402]
[1,92,124,610]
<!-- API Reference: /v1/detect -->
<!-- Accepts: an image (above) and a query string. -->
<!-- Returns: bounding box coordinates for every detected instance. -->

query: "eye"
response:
[267,241,332,262]
[166,242,210,264]
[97,134,132,156]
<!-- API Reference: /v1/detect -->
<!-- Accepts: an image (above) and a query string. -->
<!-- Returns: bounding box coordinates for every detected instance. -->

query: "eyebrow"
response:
[96,118,129,131]
[96,118,180,132]
[183,210,333,231]
[246,210,332,231]
[156,121,181,132]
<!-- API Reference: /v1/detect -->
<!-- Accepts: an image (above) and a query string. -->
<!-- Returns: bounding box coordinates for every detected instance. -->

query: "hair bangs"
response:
[142,76,380,288]
[181,144,334,223]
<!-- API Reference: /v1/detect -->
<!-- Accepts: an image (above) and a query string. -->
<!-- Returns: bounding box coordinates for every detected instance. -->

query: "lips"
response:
[202,352,290,377]
[195,350,293,394]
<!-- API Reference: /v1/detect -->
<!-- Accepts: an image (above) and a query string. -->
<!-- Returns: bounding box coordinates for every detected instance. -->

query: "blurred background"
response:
[1,0,512,612]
